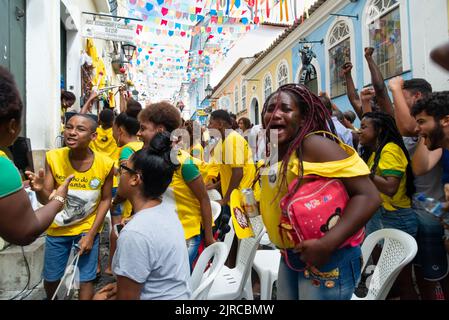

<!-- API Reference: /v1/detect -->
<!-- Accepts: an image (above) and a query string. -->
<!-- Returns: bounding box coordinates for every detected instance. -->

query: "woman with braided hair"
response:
[359,111,416,236]
[359,111,418,299]
[259,84,380,300]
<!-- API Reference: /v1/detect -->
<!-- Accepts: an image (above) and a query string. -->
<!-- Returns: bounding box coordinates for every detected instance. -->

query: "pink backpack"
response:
[279,175,365,248]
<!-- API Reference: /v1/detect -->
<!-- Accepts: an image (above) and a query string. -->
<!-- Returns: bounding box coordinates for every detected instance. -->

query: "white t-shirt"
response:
[112,201,191,300]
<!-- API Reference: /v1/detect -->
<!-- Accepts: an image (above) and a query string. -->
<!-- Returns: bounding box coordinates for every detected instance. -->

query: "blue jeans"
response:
[43,234,100,282]
[365,207,418,238]
[414,207,448,281]
[277,246,362,300]
[186,234,202,272]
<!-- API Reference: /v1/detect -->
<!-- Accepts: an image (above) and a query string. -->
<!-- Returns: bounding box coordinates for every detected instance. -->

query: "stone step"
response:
[0,237,45,293]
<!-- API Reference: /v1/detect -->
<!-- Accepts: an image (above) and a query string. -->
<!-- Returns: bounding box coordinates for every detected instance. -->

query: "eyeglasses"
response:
[119,164,139,176]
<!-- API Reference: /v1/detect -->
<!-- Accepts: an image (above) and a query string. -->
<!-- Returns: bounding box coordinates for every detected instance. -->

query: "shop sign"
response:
[82,18,135,42]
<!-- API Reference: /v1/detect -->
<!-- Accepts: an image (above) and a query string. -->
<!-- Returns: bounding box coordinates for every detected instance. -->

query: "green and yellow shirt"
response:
[367,142,411,211]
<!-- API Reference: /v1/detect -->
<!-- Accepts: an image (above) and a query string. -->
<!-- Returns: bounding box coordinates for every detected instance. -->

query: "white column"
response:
[26,0,61,150]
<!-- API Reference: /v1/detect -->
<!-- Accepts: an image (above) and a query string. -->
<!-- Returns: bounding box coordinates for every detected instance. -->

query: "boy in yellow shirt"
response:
[28,114,114,300]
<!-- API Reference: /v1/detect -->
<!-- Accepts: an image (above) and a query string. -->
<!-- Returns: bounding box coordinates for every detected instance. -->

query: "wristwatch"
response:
[51,195,66,206]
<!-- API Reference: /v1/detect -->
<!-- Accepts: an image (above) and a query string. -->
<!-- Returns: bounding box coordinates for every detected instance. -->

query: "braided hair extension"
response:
[261,84,335,196]
[361,112,415,199]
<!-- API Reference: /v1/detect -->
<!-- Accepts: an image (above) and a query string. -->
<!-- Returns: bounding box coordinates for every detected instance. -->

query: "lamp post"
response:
[121,42,137,62]
[205,84,213,98]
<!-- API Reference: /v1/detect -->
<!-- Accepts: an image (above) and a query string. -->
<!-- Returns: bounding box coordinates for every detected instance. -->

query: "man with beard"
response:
[412,92,449,150]
[411,91,449,300]
[388,77,449,300]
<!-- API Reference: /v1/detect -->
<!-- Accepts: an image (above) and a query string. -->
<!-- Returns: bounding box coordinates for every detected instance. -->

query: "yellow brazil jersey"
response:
[46,147,114,236]
[367,142,411,211]
[90,126,120,187]
[169,149,205,240]
[215,131,256,204]
[260,142,370,249]
[90,126,120,161]
[120,141,144,219]
[0,150,7,158]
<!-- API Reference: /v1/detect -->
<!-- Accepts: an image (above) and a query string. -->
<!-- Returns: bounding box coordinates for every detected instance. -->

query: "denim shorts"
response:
[365,206,418,238]
[413,208,449,281]
[277,245,362,300]
[43,234,100,282]
[111,187,122,217]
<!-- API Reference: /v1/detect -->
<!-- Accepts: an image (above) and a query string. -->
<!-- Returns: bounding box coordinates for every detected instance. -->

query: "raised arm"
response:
[364,47,395,116]
[342,62,363,120]
[411,137,443,176]
[430,41,449,72]
[119,87,128,113]
[80,90,99,115]
[360,87,375,115]
[389,76,419,136]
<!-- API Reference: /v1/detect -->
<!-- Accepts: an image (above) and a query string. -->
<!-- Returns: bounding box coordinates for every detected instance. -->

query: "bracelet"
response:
[51,195,66,206]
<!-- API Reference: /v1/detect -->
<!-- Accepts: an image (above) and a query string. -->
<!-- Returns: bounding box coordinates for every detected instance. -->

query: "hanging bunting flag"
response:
[136,24,143,35]
[161,19,168,26]
[145,2,154,12]
[161,7,169,16]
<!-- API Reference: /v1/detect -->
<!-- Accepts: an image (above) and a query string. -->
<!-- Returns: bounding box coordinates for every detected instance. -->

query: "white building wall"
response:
[210,25,287,87]
[409,0,449,90]
[26,0,61,152]
[26,0,115,154]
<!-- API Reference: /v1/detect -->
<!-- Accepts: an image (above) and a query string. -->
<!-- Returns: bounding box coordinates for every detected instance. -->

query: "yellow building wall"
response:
[214,46,293,124]
[249,48,293,123]
[221,73,249,118]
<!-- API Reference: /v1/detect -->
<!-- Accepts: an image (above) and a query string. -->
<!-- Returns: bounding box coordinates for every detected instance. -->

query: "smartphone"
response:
[113,224,124,237]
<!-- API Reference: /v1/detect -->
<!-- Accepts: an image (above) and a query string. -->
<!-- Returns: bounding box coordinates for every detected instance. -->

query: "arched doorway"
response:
[250,98,260,125]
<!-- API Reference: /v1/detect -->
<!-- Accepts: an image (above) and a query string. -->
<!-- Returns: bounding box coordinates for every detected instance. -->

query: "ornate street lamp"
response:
[205,84,213,98]
[121,42,137,62]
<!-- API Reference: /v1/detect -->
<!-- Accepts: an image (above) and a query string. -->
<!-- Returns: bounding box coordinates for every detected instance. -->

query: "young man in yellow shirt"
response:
[208,110,256,207]
[28,114,114,300]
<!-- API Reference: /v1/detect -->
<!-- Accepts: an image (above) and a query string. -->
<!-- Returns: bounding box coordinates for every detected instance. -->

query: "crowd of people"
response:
[1,40,449,300]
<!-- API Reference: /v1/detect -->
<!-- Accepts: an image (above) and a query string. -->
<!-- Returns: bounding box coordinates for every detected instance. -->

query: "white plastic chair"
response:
[208,189,222,201]
[207,216,266,300]
[352,228,418,300]
[252,249,281,300]
[210,201,222,222]
[190,242,228,300]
